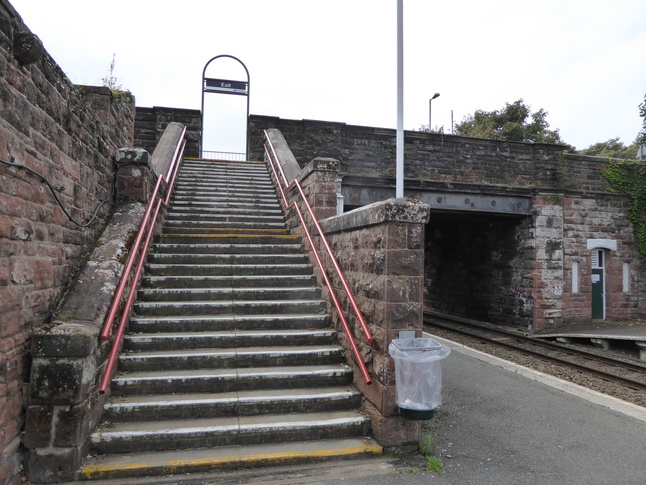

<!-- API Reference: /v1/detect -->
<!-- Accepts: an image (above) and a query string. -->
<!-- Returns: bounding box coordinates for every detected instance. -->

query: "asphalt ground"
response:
[61,334,646,485]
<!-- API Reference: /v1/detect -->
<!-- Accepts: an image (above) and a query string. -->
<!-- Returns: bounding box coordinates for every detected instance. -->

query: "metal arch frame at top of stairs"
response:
[263,130,374,385]
[98,126,188,394]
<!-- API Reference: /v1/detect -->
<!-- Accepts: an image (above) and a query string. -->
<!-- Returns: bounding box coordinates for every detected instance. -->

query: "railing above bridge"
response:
[200,150,246,161]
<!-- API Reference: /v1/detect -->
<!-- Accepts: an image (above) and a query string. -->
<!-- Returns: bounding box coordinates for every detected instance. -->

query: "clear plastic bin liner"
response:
[388,338,451,411]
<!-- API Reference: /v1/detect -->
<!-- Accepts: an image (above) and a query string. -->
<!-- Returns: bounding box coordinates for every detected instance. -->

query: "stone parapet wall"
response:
[0,1,135,483]
[135,106,201,158]
[249,115,612,193]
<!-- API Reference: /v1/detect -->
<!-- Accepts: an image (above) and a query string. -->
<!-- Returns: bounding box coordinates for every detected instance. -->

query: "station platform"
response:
[533,320,646,360]
[62,333,646,485]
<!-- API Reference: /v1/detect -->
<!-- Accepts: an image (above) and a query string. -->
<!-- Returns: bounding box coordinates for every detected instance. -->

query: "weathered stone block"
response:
[31,323,98,358]
[26,446,85,484]
[364,401,421,448]
[115,147,151,166]
[30,355,95,405]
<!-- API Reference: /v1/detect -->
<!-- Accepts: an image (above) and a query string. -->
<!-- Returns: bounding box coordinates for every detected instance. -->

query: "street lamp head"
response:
[432,93,440,100]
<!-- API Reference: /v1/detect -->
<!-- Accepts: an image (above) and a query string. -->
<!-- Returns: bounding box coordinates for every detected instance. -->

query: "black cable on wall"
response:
[0,155,114,227]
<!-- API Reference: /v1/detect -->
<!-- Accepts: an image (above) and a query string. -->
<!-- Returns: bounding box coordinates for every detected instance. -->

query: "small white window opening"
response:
[572,261,579,293]
[623,263,630,292]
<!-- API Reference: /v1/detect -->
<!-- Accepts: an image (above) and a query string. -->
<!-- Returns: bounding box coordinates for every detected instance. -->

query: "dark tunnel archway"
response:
[424,211,534,329]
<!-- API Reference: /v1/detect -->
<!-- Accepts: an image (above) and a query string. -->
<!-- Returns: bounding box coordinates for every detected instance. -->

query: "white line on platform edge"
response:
[424,332,646,423]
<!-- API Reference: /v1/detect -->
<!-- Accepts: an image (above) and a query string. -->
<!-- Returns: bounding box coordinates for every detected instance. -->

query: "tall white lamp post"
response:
[396,0,404,198]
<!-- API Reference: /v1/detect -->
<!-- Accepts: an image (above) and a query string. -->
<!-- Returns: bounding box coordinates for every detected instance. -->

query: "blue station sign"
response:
[204,78,248,95]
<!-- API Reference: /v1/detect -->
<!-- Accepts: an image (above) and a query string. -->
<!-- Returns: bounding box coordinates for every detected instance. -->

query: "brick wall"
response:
[0,1,134,483]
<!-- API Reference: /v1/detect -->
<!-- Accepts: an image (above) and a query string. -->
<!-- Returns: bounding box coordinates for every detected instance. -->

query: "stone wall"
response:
[560,195,642,324]
[135,106,200,158]
[248,115,610,192]
[318,199,430,448]
[0,2,135,483]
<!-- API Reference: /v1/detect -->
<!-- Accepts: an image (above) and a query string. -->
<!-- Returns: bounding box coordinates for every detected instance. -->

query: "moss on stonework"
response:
[602,159,646,266]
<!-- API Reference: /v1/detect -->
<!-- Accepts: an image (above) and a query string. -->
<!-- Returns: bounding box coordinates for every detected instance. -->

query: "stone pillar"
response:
[115,148,155,203]
[531,194,565,330]
[319,198,431,449]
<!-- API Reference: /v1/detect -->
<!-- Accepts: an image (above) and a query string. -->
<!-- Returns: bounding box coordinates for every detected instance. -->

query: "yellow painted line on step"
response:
[80,445,383,480]
[81,463,154,480]
[236,444,384,466]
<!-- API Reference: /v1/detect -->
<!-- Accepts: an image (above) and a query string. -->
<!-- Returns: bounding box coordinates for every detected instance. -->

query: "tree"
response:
[580,94,645,159]
[579,137,640,159]
[454,99,574,150]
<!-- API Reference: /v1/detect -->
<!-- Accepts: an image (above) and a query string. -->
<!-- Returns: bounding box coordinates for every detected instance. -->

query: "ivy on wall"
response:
[602,159,646,266]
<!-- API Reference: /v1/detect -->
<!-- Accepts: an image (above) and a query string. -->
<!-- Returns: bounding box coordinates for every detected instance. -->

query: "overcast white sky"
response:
[11,0,646,154]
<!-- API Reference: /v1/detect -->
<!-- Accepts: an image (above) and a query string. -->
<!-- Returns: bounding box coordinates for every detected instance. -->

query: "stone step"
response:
[172,187,278,198]
[133,299,328,317]
[174,178,274,189]
[147,252,308,265]
[117,345,344,372]
[111,364,353,395]
[161,219,286,230]
[170,199,281,210]
[177,169,270,179]
[79,438,382,481]
[145,263,313,277]
[103,387,362,422]
[164,212,285,223]
[123,328,336,351]
[91,411,370,455]
[137,287,321,302]
[177,167,271,177]
[158,232,300,245]
[151,242,303,255]
[167,206,283,217]
[129,314,331,333]
[141,274,316,289]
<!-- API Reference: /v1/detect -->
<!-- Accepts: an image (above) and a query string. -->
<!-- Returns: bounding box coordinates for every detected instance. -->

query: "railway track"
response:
[423,310,646,394]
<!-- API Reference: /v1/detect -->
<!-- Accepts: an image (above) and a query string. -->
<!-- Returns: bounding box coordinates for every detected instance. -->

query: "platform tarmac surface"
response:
[62,334,646,485]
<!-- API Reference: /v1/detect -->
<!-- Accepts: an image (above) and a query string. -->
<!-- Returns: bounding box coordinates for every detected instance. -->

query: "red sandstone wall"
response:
[0,2,134,483]
[249,115,613,193]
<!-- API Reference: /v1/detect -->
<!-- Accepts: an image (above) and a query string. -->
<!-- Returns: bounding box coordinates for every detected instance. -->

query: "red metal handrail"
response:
[98,127,187,393]
[263,131,373,385]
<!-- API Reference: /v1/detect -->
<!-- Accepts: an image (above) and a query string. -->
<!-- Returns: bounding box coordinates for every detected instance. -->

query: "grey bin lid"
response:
[388,338,451,362]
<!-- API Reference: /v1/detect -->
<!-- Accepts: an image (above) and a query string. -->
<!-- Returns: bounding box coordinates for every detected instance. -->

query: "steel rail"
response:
[263,136,372,385]
[423,311,646,392]
[98,127,187,393]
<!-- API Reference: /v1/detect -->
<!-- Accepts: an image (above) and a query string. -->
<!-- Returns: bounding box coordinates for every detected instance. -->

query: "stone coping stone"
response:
[320,198,430,234]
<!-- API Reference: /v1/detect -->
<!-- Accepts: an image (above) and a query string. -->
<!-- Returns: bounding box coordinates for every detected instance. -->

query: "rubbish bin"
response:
[388,337,451,420]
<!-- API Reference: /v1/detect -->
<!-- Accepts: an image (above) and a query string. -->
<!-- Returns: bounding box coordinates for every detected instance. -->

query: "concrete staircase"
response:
[80,158,380,480]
